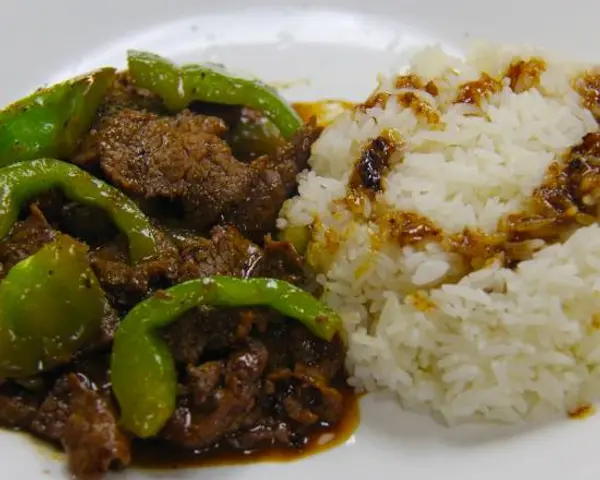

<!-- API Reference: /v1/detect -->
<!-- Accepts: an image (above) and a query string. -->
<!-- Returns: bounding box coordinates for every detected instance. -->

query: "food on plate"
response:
[0,51,354,479]
[0,68,115,167]
[279,43,600,425]
[112,276,342,438]
[127,50,302,139]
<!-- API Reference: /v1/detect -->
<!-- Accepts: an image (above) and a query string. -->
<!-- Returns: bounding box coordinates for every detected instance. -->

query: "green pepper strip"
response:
[0,68,116,168]
[111,276,342,437]
[0,235,106,378]
[127,50,302,140]
[0,159,158,263]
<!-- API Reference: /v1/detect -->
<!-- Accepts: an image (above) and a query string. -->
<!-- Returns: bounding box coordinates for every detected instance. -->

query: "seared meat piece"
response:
[226,419,292,450]
[100,72,166,116]
[62,374,131,478]
[260,236,311,288]
[223,120,322,241]
[163,307,273,366]
[73,73,166,169]
[262,325,347,426]
[179,224,307,285]
[289,327,345,383]
[0,206,57,280]
[76,92,321,240]
[165,225,305,365]
[162,340,268,449]
[30,375,73,440]
[178,225,262,281]
[185,362,224,407]
[86,107,252,229]
[90,229,180,311]
[1,369,130,479]
[0,387,40,430]
[60,203,119,248]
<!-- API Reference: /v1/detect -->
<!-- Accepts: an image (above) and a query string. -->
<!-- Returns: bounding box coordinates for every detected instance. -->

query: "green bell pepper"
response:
[0,159,158,263]
[111,276,342,438]
[127,50,302,139]
[0,68,115,167]
[0,235,106,378]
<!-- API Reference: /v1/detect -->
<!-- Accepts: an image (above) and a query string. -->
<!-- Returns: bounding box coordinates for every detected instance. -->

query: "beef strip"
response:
[163,308,273,366]
[1,363,130,479]
[30,375,73,440]
[90,228,180,311]
[76,90,322,240]
[165,224,305,365]
[162,339,268,449]
[73,72,166,169]
[62,373,131,478]
[178,224,262,282]
[185,362,224,408]
[178,224,308,285]
[85,107,251,230]
[225,418,292,450]
[165,306,346,451]
[0,206,56,280]
[0,386,40,430]
[262,324,346,427]
[223,120,323,241]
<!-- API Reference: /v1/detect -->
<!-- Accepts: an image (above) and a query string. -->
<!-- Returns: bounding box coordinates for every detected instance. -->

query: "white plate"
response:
[2,0,600,479]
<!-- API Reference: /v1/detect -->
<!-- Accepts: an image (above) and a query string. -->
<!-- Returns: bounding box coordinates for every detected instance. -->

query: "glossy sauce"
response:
[455,73,502,106]
[293,100,354,126]
[131,385,361,470]
[575,70,600,118]
[349,134,398,194]
[568,403,596,420]
[505,57,546,93]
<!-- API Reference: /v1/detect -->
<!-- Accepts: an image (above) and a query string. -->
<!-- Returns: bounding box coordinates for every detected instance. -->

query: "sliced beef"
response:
[0,206,56,280]
[60,203,119,248]
[86,107,252,230]
[225,419,292,450]
[90,229,180,311]
[76,95,321,241]
[162,340,268,449]
[223,120,323,241]
[73,72,166,169]
[0,387,41,430]
[30,375,74,440]
[100,72,166,116]
[165,224,304,365]
[288,327,345,383]
[62,374,131,478]
[30,190,118,248]
[178,224,307,285]
[185,362,224,407]
[163,308,273,366]
[4,368,130,479]
[262,325,346,426]
[178,225,262,282]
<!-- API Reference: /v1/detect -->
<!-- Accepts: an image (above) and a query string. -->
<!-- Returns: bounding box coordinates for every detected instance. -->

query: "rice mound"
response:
[277,43,600,424]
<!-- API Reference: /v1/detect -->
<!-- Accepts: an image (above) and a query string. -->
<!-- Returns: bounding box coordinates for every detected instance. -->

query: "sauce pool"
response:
[293,100,354,126]
[131,385,361,471]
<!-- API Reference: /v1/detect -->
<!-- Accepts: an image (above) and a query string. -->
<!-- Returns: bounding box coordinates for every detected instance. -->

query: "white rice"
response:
[278,43,600,424]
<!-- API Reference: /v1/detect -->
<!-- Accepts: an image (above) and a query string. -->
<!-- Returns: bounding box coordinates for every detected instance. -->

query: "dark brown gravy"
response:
[131,385,361,471]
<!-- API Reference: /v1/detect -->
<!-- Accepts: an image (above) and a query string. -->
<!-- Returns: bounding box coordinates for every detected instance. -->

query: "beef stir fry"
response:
[0,52,353,479]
